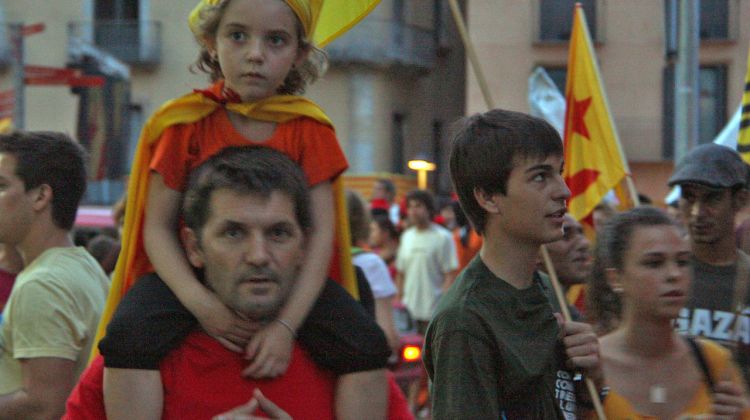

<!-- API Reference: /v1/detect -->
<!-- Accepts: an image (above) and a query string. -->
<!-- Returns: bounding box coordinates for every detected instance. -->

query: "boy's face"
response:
[493,154,570,244]
[407,199,431,228]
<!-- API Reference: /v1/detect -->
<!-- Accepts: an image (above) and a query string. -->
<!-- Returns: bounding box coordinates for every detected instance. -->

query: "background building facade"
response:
[0,0,466,203]
[466,0,750,203]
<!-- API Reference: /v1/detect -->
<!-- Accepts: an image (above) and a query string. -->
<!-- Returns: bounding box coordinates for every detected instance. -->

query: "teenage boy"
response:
[424,109,604,419]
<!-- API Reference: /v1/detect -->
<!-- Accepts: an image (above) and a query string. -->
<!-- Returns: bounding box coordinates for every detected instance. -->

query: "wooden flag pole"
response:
[447,1,607,418]
[447,0,495,109]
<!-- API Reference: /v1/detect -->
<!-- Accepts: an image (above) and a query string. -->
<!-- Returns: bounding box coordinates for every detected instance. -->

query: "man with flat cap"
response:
[669,143,750,385]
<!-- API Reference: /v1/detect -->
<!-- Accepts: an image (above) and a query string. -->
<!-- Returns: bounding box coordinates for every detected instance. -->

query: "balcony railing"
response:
[68,20,161,68]
[324,18,436,72]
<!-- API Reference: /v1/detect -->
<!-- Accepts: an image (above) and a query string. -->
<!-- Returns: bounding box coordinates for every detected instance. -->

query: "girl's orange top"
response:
[603,339,750,419]
[151,108,347,192]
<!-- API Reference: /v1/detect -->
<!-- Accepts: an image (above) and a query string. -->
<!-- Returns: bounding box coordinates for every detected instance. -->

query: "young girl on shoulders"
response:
[98,0,390,418]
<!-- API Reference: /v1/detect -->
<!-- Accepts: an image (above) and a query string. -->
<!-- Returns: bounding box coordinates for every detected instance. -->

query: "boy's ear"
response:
[473,188,501,214]
[605,268,624,294]
[30,184,53,212]
[182,227,205,269]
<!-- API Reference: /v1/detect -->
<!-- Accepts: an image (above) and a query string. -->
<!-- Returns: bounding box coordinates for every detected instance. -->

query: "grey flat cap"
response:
[668,143,749,189]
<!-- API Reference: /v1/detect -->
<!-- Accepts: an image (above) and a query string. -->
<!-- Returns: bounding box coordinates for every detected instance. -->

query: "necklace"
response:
[649,384,667,403]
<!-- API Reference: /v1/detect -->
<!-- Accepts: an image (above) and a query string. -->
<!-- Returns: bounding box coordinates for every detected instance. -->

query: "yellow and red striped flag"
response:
[738,45,750,163]
[562,4,632,223]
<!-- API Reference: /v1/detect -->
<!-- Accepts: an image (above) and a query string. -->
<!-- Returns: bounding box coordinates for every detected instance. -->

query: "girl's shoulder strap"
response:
[686,336,716,393]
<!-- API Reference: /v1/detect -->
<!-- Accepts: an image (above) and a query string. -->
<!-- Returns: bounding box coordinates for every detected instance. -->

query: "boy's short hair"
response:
[406,189,436,218]
[449,109,563,234]
[183,146,311,236]
[0,131,87,230]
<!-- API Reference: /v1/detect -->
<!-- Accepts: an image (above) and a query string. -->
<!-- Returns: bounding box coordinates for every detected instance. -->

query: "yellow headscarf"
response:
[188,0,380,47]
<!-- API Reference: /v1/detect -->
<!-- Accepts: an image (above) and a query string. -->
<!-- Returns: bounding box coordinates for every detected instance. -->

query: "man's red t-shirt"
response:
[65,332,336,419]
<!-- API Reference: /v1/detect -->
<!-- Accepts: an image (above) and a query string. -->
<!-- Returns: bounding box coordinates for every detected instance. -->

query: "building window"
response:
[700,0,729,40]
[392,113,405,174]
[538,0,596,42]
[95,0,138,20]
[698,65,727,143]
[662,64,727,158]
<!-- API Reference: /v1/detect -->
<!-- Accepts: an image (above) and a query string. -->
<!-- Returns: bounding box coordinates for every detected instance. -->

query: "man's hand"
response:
[192,291,259,352]
[560,319,604,387]
[242,321,294,378]
[212,389,291,420]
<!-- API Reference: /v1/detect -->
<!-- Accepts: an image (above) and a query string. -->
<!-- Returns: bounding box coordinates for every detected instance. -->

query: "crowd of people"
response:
[0,0,748,419]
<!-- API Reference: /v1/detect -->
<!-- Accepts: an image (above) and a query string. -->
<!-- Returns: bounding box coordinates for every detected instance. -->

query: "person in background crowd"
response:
[0,244,22,313]
[395,189,458,334]
[369,214,400,280]
[437,199,456,231]
[371,178,401,226]
[0,131,109,419]
[111,194,126,240]
[665,200,687,235]
[538,213,592,318]
[668,143,750,386]
[593,201,617,234]
[86,234,120,276]
[592,206,748,418]
[346,189,400,354]
[451,200,481,272]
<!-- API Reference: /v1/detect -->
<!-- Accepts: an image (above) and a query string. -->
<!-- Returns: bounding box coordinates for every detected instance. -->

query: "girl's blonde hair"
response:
[190,0,328,95]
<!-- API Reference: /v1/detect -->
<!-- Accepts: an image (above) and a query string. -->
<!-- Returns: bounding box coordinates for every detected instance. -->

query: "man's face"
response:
[678,183,736,246]
[185,188,305,320]
[494,154,570,244]
[0,153,35,245]
[407,199,431,228]
[544,214,591,285]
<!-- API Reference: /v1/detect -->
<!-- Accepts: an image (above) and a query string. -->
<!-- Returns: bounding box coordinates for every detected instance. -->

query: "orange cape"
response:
[90,88,356,360]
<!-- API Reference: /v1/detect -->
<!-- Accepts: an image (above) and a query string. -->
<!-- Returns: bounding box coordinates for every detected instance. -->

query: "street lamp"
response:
[407,154,436,190]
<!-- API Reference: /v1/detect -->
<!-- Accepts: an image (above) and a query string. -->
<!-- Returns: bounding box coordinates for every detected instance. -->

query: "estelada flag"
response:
[738,44,750,164]
[563,4,630,222]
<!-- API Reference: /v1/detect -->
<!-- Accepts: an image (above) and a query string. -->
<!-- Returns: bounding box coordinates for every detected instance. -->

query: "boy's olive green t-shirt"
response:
[424,257,578,419]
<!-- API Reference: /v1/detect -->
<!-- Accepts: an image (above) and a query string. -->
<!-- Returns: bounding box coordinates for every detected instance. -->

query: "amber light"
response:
[402,345,421,362]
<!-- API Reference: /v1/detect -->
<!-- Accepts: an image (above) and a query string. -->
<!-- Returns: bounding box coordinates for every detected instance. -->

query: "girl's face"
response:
[209,0,308,102]
[614,224,692,320]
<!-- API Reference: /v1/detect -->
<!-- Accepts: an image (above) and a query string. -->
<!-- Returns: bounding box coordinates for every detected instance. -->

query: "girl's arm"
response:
[243,181,334,377]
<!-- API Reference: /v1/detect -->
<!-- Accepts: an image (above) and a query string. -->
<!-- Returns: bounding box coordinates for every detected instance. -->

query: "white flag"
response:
[528,67,566,137]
